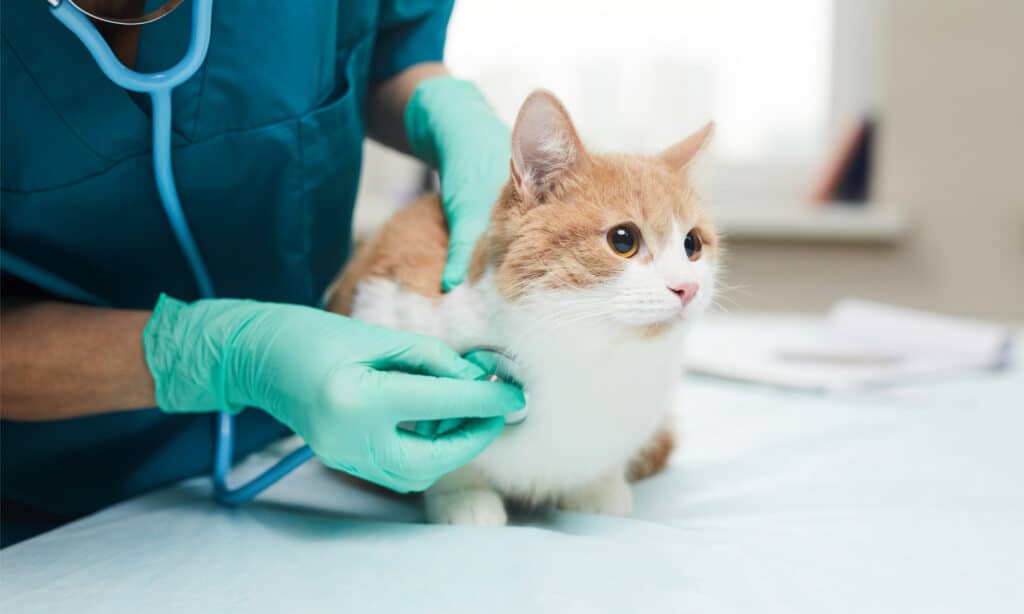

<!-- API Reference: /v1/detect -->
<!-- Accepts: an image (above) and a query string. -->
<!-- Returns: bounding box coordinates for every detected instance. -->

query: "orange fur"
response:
[325,195,449,316]
[627,422,677,482]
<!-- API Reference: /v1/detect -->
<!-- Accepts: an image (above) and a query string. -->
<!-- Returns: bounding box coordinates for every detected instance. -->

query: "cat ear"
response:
[659,122,714,171]
[511,90,587,203]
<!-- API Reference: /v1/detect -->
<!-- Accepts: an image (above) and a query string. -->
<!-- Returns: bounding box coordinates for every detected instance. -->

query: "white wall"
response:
[720,0,1024,322]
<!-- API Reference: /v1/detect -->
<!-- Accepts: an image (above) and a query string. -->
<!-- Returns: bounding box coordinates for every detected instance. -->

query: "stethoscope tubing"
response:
[49,0,312,505]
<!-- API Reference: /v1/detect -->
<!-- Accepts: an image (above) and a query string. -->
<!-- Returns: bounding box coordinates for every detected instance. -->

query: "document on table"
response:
[686,300,1013,392]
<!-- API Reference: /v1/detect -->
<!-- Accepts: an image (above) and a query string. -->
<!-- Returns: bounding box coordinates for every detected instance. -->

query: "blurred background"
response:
[355,0,1024,323]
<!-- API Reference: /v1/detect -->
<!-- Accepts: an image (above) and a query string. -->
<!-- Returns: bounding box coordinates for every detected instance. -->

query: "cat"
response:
[325,90,719,526]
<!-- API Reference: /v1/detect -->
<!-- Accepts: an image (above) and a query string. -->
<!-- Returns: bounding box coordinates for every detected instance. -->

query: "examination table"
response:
[2,315,1021,613]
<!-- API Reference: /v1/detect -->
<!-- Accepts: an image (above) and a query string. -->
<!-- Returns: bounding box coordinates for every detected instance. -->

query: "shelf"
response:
[712,203,909,243]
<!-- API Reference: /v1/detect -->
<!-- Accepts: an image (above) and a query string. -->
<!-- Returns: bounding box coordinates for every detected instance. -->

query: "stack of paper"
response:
[685,300,1013,392]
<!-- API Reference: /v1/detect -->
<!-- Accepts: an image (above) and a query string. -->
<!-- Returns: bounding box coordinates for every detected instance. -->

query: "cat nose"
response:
[668,282,699,306]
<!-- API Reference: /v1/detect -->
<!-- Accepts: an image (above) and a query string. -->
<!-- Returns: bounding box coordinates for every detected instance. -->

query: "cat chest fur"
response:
[350,274,679,498]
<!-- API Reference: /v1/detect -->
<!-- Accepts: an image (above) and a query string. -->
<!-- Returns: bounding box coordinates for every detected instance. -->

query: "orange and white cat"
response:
[326,90,719,526]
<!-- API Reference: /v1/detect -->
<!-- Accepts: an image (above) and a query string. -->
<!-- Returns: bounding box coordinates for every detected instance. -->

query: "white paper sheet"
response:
[686,300,1012,391]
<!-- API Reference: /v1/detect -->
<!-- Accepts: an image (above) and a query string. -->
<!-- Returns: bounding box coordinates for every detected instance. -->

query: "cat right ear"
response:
[658,122,714,172]
[510,90,587,204]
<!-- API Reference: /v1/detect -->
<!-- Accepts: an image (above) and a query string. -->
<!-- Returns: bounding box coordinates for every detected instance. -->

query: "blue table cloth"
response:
[2,315,1021,613]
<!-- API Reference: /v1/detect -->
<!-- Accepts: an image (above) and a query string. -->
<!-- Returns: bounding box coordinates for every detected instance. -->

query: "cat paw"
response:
[425,489,508,527]
[559,475,633,517]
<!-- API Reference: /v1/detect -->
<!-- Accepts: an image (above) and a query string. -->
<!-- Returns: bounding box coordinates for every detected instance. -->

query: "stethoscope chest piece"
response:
[483,372,529,426]
[504,406,529,426]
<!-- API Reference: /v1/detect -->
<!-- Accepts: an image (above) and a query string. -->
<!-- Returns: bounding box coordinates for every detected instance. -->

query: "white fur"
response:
[559,469,633,516]
[349,218,715,525]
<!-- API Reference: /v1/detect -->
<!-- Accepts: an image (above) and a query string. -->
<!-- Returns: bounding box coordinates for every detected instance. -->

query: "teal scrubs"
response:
[0,0,453,545]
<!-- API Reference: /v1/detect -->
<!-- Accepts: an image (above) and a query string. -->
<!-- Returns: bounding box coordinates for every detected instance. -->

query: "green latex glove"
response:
[405,77,510,291]
[412,348,521,439]
[143,294,525,493]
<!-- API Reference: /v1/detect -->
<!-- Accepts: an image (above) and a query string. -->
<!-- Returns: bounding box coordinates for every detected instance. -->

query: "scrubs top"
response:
[0,0,453,545]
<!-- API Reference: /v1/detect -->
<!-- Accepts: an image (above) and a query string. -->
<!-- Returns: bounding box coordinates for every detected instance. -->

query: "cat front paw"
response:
[559,473,633,517]
[425,488,508,527]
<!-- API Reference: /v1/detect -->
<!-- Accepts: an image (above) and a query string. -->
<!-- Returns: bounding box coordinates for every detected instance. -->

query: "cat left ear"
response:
[659,122,714,171]
[510,90,588,204]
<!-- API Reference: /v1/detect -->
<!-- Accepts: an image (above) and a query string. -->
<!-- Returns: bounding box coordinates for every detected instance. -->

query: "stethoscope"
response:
[48,0,308,505]
[47,0,522,506]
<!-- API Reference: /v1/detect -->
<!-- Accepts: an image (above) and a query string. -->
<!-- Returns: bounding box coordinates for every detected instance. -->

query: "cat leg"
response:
[626,422,676,482]
[424,465,508,527]
[558,467,633,517]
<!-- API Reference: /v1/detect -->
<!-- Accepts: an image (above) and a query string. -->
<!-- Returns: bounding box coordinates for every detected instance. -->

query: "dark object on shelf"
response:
[811,117,877,205]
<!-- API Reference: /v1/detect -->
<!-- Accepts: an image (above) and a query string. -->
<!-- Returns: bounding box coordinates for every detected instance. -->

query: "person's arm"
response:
[1,293,524,493]
[366,63,511,292]
[1,300,155,420]
[362,2,509,291]
[364,58,512,294]
[365,62,448,155]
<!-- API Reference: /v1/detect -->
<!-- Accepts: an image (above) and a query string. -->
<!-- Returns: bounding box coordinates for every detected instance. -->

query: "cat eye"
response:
[607,224,640,258]
[684,230,703,261]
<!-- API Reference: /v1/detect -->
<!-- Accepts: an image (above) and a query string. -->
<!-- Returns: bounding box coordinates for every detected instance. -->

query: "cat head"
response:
[482,90,720,336]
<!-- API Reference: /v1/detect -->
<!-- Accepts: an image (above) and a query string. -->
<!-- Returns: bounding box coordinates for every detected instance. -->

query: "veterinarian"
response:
[0,0,525,546]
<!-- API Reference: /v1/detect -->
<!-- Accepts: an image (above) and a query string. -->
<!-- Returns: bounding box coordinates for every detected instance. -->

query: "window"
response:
[354,0,887,237]
[445,0,883,204]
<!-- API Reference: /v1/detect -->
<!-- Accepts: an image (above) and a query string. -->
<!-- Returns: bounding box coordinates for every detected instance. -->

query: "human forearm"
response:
[365,61,449,155]
[1,301,155,420]
[1,285,525,491]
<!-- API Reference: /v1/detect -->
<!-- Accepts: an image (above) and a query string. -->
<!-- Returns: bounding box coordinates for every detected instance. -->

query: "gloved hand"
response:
[143,294,524,492]
[405,77,510,291]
